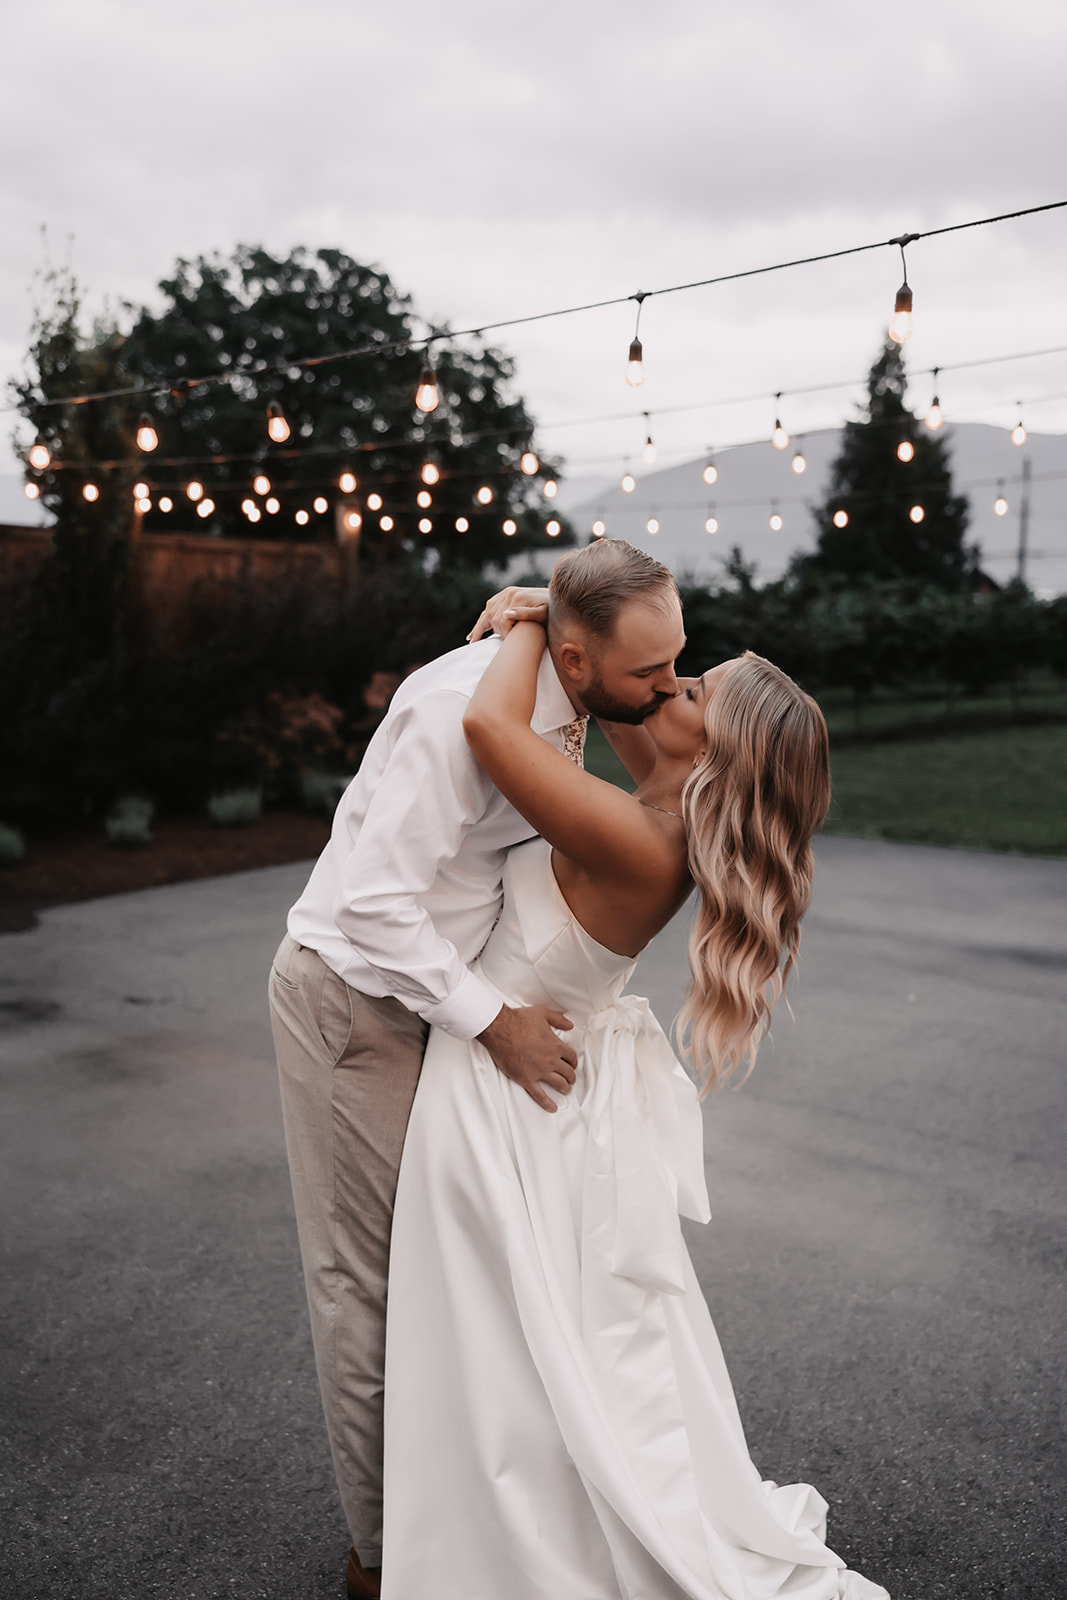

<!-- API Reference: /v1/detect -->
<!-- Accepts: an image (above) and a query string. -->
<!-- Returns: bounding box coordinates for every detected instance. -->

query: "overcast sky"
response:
[3,0,1065,490]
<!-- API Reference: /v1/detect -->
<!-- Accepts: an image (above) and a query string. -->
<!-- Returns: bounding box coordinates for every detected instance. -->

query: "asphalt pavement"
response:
[1,836,1064,1600]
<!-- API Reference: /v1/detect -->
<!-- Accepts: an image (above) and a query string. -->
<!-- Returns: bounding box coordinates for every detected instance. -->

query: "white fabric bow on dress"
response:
[579,993,711,1295]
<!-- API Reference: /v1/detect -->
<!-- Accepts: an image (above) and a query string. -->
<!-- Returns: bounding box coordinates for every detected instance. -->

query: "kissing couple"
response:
[268,538,889,1599]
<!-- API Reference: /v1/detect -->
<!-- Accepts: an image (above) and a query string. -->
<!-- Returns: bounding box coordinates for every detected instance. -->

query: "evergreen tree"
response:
[806,341,974,589]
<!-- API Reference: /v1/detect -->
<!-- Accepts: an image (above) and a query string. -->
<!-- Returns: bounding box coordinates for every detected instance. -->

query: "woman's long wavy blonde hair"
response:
[677,652,831,1096]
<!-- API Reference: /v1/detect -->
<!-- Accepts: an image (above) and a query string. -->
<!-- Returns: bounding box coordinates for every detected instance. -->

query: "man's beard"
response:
[580,668,673,726]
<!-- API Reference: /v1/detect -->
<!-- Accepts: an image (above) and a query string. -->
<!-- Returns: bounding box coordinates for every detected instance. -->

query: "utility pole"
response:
[1016,454,1031,585]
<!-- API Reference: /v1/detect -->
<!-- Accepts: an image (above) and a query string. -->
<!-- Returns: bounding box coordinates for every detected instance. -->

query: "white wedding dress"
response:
[382,838,889,1600]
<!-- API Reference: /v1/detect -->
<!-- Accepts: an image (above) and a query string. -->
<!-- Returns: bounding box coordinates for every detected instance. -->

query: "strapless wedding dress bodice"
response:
[382,838,889,1600]
[476,832,638,1018]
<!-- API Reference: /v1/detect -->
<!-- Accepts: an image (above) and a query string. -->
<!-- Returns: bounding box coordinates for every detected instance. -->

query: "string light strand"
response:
[14,200,1065,416]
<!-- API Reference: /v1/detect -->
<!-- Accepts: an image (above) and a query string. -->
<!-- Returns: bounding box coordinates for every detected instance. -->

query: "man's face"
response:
[571,597,686,725]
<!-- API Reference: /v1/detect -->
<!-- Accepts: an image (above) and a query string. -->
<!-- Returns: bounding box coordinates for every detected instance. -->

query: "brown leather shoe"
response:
[345,1547,382,1599]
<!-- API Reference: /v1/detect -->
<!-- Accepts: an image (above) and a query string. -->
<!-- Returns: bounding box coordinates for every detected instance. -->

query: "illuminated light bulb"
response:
[705,516,718,535]
[455,516,469,532]
[833,509,849,529]
[414,363,439,412]
[791,451,806,475]
[133,481,149,499]
[197,498,215,518]
[769,512,783,532]
[592,520,606,537]
[897,440,915,463]
[344,511,362,534]
[246,505,261,523]
[643,435,657,465]
[367,492,383,511]
[417,490,432,509]
[187,480,205,502]
[241,498,255,514]
[925,399,943,430]
[476,485,494,505]
[625,337,644,387]
[252,475,270,496]
[159,496,173,512]
[136,496,151,513]
[702,462,718,486]
[419,517,433,534]
[646,518,660,535]
[380,514,394,531]
[295,509,309,526]
[265,497,280,514]
[994,495,1009,516]
[520,451,538,475]
[420,460,440,486]
[502,519,517,536]
[339,470,357,494]
[29,437,50,470]
[25,481,40,500]
[266,401,290,443]
[136,413,159,452]
[621,473,636,494]
[1011,421,1027,446]
[313,496,328,514]
[543,479,558,499]
[888,283,913,344]
[83,482,100,502]
[546,520,561,538]
[909,505,924,524]
[772,420,789,451]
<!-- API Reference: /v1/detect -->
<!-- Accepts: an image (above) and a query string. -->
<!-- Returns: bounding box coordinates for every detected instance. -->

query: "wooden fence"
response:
[0,522,347,639]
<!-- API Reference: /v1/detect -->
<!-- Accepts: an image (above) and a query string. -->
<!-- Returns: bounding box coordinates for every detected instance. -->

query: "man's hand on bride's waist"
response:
[477,1003,576,1113]
[467,586,550,642]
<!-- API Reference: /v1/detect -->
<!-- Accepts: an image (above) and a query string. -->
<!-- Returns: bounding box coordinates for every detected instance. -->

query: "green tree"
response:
[10,262,139,666]
[115,245,566,568]
[805,341,974,589]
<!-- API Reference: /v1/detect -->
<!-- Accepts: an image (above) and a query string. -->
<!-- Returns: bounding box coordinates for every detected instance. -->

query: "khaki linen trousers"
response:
[268,933,428,1565]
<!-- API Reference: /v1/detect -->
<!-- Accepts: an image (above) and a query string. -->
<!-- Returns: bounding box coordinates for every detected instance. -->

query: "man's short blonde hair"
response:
[548,539,679,637]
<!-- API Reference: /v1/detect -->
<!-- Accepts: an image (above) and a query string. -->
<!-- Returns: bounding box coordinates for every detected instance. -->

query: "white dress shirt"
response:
[288,638,579,1040]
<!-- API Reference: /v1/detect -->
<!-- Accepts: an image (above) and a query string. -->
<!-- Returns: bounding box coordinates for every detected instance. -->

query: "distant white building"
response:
[552,424,1067,596]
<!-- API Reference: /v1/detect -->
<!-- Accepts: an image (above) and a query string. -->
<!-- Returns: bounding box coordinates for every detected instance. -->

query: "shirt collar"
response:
[532,649,583,735]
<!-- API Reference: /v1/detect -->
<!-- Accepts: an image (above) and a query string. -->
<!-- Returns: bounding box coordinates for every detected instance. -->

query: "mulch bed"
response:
[0,811,330,933]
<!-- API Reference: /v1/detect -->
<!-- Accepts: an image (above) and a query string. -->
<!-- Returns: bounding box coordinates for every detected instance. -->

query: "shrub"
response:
[298,770,352,813]
[105,795,154,847]
[207,786,263,827]
[0,822,26,866]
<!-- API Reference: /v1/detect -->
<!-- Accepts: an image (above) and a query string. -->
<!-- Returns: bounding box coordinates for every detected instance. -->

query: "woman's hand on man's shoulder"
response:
[466,586,551,642]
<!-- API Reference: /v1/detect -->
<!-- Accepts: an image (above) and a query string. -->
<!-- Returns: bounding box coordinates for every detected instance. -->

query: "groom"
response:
[268,539,684,1598]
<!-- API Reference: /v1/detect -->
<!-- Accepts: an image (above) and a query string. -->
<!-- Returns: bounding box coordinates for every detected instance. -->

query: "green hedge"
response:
[1,550,1064,826]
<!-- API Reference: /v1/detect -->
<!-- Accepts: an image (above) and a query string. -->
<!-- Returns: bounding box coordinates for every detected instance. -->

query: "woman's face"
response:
[647,661,734,760]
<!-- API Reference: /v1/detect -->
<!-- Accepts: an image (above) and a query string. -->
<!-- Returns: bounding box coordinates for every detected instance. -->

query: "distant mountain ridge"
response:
[559,423,1067,595]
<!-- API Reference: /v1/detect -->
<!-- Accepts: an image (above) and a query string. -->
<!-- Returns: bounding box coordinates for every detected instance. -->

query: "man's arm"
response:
[333,689,577,1111]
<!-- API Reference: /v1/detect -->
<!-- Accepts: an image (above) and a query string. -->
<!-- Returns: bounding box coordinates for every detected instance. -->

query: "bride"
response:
[380,595,889,1600]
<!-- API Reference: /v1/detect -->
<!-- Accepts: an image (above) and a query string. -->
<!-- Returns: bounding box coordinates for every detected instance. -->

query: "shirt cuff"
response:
[421,968,507,1041]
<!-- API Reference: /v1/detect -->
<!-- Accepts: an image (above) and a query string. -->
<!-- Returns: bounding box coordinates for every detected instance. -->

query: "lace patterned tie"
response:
[561,715,588,769]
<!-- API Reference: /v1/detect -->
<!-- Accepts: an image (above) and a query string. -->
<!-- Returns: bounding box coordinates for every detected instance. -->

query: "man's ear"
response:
[554,640,588,683]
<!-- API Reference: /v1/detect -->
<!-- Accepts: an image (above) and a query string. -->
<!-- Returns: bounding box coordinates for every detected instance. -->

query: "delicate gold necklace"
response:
[640,801,682,819]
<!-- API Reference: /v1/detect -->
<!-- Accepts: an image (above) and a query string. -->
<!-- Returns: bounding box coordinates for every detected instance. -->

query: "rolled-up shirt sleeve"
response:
[330,689,507,1040]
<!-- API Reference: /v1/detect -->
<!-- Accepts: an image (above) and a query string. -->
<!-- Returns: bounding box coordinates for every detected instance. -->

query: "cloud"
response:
[2,0,1064,453]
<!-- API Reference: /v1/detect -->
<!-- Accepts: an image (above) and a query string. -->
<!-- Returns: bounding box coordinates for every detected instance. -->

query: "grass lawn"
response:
[585,720,1067,858]
[824,722,1067,856]
[815,681,1067,742]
